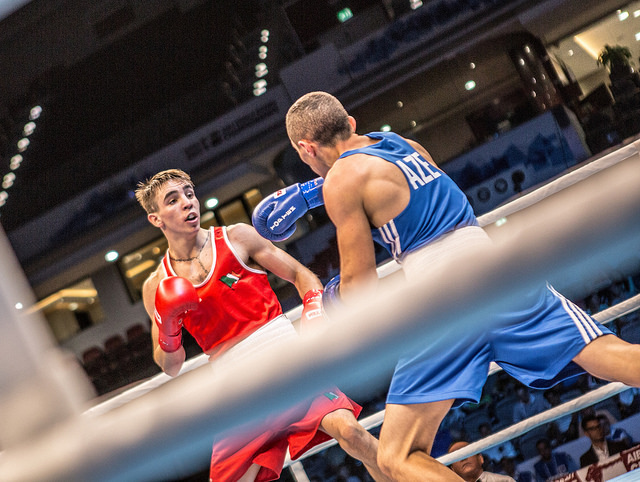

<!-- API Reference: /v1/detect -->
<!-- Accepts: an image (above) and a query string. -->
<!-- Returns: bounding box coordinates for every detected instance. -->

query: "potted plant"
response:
[598,44,633,79]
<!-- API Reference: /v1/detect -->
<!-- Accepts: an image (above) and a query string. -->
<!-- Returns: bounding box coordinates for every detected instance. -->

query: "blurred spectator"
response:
[604,278,633,306]
[617,387,640,419]
[579,414,631,468]
[336,460,365,482]
[448,441,515,481]
[597,414,634,447]
[543,388,578,445]
[513,386,551,424]
[478,423,518,468]
[442,406,469,442]
[500,457,534,482]
[431,427,454,458]
[577,405,617,438]
[584,292,607,315]
[533,438,577,481]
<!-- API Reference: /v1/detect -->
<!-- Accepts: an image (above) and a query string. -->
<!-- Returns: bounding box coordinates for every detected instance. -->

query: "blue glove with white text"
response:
[251,178,324,242]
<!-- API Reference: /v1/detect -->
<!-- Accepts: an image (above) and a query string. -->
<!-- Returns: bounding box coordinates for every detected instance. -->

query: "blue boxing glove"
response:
[322,275,343,318]
[252,178,324,242]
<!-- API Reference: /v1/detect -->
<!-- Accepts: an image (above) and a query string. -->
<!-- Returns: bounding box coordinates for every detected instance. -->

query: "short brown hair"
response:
[135,169,194,214]
[285,91,352,146]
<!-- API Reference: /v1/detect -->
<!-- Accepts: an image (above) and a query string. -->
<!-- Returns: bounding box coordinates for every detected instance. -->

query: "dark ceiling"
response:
[0,0,392,235]
[1,0,624,237]
[0,0,267,233]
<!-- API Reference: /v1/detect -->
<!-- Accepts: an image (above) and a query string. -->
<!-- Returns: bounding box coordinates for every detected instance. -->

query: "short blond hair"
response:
[286,91,352,146]
[135,169,194,214]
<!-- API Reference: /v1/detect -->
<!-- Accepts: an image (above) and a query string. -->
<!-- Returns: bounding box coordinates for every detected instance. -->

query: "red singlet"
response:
[161,226,283,358]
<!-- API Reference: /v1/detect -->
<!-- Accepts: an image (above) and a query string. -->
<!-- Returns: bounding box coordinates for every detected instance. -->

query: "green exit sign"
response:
[337,7,353,23]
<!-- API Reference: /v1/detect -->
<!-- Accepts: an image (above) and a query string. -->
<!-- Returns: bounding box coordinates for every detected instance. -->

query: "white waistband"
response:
[211,314,297,367]
[401,226,491,280]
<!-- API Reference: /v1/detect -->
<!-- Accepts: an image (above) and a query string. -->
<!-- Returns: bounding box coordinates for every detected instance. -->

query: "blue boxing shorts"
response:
[386,228,613,408]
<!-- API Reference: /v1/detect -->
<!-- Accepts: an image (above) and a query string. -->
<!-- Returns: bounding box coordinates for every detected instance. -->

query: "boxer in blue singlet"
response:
[284,91,640,482]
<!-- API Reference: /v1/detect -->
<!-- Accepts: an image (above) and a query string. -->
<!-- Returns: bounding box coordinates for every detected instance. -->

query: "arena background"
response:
[2,1,640,480]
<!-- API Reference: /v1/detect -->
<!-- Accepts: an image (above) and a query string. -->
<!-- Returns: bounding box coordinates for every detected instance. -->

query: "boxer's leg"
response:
[320,408,390,481]
[377,399,461,481]
[573,334,640,386]
[238,463,261,482]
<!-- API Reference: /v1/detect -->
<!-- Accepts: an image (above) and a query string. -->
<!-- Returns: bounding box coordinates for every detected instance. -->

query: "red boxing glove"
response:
[154,277,199,352]
[300,289,324,334]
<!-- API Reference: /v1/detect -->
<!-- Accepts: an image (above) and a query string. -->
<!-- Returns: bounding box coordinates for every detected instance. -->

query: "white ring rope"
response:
[437,382,633,466]
[1,147,639,481]
[592,293,640,324]
[476,139,640,227]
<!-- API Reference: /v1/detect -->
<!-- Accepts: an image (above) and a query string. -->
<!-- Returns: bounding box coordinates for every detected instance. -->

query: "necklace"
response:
[169,230,211,276]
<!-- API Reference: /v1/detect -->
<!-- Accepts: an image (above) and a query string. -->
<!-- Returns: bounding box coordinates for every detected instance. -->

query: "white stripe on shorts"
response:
[547,284,603,343]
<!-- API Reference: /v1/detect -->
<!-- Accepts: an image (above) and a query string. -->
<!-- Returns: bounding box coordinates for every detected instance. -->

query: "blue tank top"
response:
[337,132,478,260]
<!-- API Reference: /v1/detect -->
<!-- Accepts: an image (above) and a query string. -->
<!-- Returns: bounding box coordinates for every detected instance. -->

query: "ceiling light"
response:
[469,62,476,69]
[29,106,42,120]
[3,173,15,189]
[255,63,268,77]
[201,211,215,223]
[23,122,36,136]
[618,10,629,21]
[396,101,404,108]
[634,10,640,18]
[17,138,29,152]
[205,197,219,209]
[105,251,119,262]
[380,124,391,132]
[465,80,476,91]
[10,155,22,170]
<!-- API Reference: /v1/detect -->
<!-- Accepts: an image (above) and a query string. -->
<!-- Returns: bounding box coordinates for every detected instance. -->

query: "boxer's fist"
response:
[252,178,324,242]
[300,289,324,334]
[154,277,198,352]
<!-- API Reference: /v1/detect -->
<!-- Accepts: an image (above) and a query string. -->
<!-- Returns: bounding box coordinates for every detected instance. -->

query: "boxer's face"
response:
[150,180,200,232]
[449,442,484,480]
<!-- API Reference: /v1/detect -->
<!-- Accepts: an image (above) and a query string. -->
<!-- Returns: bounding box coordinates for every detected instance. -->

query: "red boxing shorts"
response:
[209,387,362,481]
